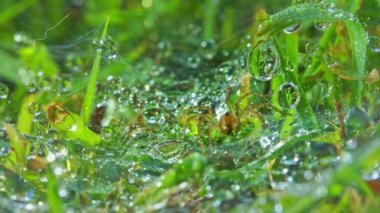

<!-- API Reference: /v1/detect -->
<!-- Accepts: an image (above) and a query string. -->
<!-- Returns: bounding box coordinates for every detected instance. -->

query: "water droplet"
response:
[200,39,217,60]
[92,35,118,59]
[28,102,39,114]
[305,43,319,55]
[280,155,299,166]
[303,170,314,180]
[314,20,331,31]
[158,41,173,58]
[58,187,68,198]
[231,184,240,192]
[218,62,237,81]
[286,60,296,72]
[368,34,380,53]
[46,152,56,162]
[0,141,9,157]
[346,139,357,149]
[283,23,301,34]
[187,54,201,68]
[278,82,300,109]
[25,203,36,211]
[344,107,372,138]
[248,39,280,81]
[259,136,271,148]
[54,166,64,176]
[0,83,9,99]
[274,203,283,213]
[321,1,336,13]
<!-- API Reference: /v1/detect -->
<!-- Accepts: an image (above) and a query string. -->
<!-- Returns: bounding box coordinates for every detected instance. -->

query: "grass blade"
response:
[81,15,110,126]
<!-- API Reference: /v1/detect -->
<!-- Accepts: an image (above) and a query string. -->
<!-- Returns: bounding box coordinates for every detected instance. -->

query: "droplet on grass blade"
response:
[28,102,39,114]
[92,35,118,60]
[286,60,296,72]
[314,20,331,31]
[305,43,319,55]
[283,23,301,34]
[248,39,280,81]
[278,82,300,109]
[344,107,372,138]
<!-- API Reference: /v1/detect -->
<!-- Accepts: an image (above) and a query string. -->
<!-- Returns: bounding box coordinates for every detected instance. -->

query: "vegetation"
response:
[1,0,380,212]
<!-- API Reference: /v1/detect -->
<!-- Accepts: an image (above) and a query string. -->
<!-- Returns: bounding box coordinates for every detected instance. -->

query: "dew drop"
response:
[28,102,39,114]
[303,170,314,180]
[54,166,64,176]
[70,124,78,132]
[248,39,280,81]
[344,107,372,138]
[59,187,68,198]
[158,41,173,58]
[46,152,56,162]
[187,54,201,68]
[0,83,9,100]
[200,39,217,60]
[92,35,118,59]
[259,136,271,148]
[274,203,283,213]
[278,82,300,109]
[314,20,331,31]
[0,141,9,157]
[218,62,237,81]
[283,23,301,34]
[346,139,357,150]
[322,1,336,13]
[368,34,380,53]
[231,184,240,192]
[305,43,319,55]
[286,60,296,72]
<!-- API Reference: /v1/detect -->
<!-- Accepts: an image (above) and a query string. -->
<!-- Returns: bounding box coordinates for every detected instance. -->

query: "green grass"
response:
[81,15,110,126]
[1,0,380,212]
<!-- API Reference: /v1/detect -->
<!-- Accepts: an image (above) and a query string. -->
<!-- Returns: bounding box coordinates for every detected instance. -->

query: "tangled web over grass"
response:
[1,0,380,212]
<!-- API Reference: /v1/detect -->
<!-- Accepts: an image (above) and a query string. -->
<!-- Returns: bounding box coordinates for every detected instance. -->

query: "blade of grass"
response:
[203,0,218,40]
[47,168,64,213]
[81,15,110,126]
[345,20,366,105]
[4,124,25,173]
[17,94,36,134]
